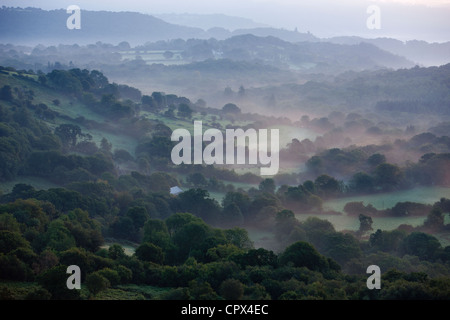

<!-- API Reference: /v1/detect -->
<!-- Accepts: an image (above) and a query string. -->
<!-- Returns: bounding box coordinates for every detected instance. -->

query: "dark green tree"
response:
[423,208,444,231]
[126,206,149,230]
[151,92,166,108]
[100,138,112,153]
[358,214,373,234]
[374,163,403,190]
[219,278,244,300]
[135,242,164,264]
[110,216,136,241]
[274,209,298,243]
[165,212,202,236]
[38,265,80,300]
[187,172,208,188]
[44,220,76,252]
[259,178,276,194]
[107,244,127,260]
[0,230,30,254]
[314,174,341,197]
[222,192,251,217]
[322,233,362,266]
[47,70,83,95]
[96,268,121,286]
[401,232,442,261]
[222,203,244,227]
[54,124,82,148]
[234,248,278,267]
[222,103,241,114]
[349,172,375,193]
[142,219,171,250]
[177,103,193,119]
[86,272,110,296]
[367,153,386,167]
[224,227,253,250]
[0,85,13,101]
[188,279,218,300]
[279,241,330,272]
[173,221,210,262]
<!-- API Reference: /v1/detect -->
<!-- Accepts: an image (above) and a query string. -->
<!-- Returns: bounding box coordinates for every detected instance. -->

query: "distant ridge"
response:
[0,7,207,45]
[326,36,450,67]
[0,7,448,66]
[154,13,269,31]
[0,7,317,45]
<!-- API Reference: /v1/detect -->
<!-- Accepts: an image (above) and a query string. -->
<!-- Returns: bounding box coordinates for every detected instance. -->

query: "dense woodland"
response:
[0,63,449,300]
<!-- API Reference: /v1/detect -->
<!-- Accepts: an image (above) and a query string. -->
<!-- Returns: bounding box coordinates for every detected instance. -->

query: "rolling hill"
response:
[0,7,206,46]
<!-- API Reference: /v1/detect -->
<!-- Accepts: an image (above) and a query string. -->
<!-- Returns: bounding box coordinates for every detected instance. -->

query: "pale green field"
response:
[295,214,450,247]
[294,186,450,245]
[101,240,138,256]
[86,126,138,156]
[295,213,427,232]
[246,227,279,251]
[120,50,187,66]
[323,186,450,212]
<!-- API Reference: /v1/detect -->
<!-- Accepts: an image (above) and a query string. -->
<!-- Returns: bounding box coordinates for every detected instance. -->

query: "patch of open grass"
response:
[91,287,146,300]
[101,238,138,256]
[324,186,450,212]
[0,281,41,300]
[120,50,186,66]
[115,284,174,300]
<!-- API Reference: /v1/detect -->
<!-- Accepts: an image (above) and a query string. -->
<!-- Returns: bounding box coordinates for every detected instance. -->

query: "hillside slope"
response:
[0,7,206,45]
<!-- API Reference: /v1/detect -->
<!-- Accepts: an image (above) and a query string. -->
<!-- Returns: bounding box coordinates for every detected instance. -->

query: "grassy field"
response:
[246,227,279,251]
[295,212,427,232]
[0,281,41,300]
[0,72,103,123]
[323,186,450,212]
[92,284,173,300]
[120,50,187,66]
[295,213,449,246]
[101,239,139,256]
[114,284,173,299]
[0,280,172,300]
[0,71,139,156]
[294,185,450,246]
[86,125,138,156]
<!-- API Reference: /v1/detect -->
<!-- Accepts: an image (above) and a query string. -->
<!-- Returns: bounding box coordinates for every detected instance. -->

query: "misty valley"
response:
[0,6,450,302]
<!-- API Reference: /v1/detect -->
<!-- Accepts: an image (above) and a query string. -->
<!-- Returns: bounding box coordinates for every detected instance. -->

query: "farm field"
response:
[293,186,450,245]
[120,50,187,66]
[323,186,450,213]
[100,239,139,256]
[295,212,427,232]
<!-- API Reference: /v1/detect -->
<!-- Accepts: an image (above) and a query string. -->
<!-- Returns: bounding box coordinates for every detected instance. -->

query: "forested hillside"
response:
[0,64,449,300]
[0,7,206,45]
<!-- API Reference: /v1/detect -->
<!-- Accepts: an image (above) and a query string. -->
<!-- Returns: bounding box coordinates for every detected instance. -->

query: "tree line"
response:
[1,194,450,300]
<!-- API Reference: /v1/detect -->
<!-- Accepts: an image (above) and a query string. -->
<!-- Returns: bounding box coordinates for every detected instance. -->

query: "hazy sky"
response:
[2,0,450,41]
